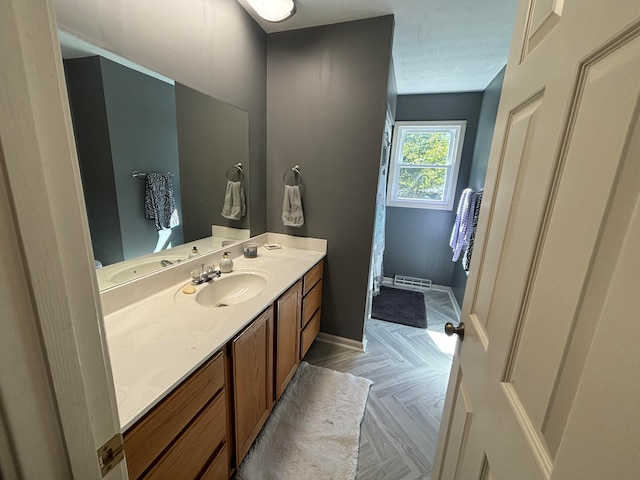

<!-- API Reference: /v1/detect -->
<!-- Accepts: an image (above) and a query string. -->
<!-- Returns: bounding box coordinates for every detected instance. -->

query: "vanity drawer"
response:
[124,351,225,479]
[301,308,321,358]
[302,279,322,329]
[199,445,228,480]
[303,261,323,295]
[145,392,227,479]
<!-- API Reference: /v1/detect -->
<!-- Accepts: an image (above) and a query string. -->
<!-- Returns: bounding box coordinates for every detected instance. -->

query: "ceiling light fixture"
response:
[245,0,296,23]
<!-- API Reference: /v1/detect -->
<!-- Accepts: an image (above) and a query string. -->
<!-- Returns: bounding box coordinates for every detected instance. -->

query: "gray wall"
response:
[64,56,182,265]
[266,16,394,342]
[100,58,182,260]
[64,56,123,266]
[54,0,268,235]
[384,93,483,285]
[468,67,506,192]
[451,67,506,306]
[175,83,250,242]
[387,54,398,119]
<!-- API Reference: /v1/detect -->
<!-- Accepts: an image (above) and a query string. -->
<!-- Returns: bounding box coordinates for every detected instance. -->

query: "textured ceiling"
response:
[237,0,519,94]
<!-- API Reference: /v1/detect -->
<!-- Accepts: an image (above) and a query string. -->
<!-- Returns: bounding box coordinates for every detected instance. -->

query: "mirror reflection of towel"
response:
[144,172,179,230]
[221,180,246,220]
[282,185,304,227]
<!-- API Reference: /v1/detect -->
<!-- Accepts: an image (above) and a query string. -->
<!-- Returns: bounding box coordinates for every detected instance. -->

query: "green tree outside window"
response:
[397,132,451,201]
[387,121,466,210]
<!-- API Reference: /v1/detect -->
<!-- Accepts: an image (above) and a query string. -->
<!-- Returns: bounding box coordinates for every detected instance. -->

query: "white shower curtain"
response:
[371,117,392,296]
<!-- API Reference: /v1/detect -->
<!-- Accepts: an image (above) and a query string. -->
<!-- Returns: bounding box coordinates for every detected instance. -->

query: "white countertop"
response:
[103,237,325,430]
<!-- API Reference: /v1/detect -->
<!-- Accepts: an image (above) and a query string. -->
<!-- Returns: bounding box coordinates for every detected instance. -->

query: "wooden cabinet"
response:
[123,257,324,479]
[199,445,228,480]
[300,260,323,359]
[123,351,228,479]
[231,306,274,464]
[275,280,301,400]
[145,393,227,479]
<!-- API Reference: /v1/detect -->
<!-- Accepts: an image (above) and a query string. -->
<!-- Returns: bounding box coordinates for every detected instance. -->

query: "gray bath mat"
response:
[371,286,427,328]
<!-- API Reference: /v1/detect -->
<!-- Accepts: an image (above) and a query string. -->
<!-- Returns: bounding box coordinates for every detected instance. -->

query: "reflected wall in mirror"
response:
[59,31,251,290]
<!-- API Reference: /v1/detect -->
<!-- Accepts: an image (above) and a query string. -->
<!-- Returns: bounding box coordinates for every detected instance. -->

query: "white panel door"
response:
[433,1,640,478]
[0,0,125,477]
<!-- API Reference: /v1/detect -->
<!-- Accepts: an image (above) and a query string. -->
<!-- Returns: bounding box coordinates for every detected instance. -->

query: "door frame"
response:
[0,0,125,477]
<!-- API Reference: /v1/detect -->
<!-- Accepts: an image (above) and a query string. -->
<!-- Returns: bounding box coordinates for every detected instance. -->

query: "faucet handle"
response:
[191,269,202,284]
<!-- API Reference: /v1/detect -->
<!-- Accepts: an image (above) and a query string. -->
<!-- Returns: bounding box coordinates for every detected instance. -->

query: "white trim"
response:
[315,332,366,353]
[387,120,467,211]
[266,232,327,252]
[0,0,124,477]
[431,285,462,319]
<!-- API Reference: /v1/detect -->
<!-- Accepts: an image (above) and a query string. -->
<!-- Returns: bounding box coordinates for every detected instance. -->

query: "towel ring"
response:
[226,163,244,182]
[283,165,302,186]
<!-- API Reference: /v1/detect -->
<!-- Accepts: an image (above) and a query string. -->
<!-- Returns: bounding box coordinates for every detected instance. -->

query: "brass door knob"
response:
[444,322,465,341]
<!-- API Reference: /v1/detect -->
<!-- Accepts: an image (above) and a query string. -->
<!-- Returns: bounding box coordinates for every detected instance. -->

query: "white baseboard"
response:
[382,276,395,286]
[315,332,366,352]
[431,284,461,318]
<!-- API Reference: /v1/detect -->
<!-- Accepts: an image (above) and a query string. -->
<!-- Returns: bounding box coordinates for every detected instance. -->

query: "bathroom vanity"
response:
[101,233,326,479]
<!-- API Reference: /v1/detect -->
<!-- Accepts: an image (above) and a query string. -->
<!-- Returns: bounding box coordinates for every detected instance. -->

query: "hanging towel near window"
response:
[282,185,304,227]
[144,172,179,231]
[450,188,474,262]
[463,191,483,271]
[221,180,246,220]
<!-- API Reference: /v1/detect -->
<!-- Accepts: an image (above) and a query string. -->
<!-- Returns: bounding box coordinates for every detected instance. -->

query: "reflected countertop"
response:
[96,235,241,291]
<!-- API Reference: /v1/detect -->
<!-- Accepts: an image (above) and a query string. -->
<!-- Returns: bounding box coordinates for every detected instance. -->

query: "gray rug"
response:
[371,286,427,328]
[236,361,373,480]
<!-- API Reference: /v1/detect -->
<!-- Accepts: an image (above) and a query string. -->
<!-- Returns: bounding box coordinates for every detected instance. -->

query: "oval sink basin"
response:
[195,272,269,307]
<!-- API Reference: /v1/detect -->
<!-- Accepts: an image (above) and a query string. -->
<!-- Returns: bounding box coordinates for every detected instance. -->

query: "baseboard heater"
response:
[393,275,432,289]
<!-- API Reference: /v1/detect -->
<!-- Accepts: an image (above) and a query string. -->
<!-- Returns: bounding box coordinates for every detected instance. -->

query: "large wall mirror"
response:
[59,31,251,291]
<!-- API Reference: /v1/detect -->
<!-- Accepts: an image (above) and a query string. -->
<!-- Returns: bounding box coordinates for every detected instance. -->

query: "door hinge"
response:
[97,433,124,477]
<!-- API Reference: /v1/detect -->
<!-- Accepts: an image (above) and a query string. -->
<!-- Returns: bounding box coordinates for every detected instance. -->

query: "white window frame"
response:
[386,120,467,210]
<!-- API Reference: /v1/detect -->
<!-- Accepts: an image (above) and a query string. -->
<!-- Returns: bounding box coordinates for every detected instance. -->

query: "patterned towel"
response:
[450,188,474,261]
[463,191,483,271]
[144,173,178,230]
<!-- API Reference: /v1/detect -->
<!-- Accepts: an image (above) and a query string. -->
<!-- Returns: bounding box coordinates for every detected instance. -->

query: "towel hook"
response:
[226,163,244,182]
[283,165,302,186]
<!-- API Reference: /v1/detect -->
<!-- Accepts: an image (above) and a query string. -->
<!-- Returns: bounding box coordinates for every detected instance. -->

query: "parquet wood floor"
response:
[303,289,458,480]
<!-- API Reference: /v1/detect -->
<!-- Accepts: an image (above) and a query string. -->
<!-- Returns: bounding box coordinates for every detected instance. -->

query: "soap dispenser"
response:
[219,252,233,273]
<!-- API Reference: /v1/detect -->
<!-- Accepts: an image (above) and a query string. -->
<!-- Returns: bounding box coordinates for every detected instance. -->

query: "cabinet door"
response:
[232,307,274,464]
[275,280,301,400]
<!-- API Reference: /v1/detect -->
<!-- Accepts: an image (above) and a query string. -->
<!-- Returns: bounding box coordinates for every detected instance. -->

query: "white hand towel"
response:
[282,185,304,227]
[221,180,246,220]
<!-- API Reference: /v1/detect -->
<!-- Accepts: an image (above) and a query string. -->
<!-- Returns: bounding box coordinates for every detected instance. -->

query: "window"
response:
[386,121,466,210]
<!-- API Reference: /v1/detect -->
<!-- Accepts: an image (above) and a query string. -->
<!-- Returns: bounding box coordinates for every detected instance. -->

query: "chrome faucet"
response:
[191,264,221,285]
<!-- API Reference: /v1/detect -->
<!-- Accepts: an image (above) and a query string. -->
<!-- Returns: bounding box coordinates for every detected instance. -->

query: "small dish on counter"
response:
[243,242,258,258]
